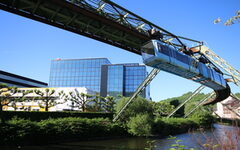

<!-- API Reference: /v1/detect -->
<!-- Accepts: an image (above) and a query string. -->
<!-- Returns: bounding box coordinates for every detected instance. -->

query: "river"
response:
[1,124,240,150]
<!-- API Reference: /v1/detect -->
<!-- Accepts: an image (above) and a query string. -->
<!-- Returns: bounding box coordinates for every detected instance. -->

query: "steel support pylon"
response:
[167,85,205,118]
[113,68,160,122]
[184,92,215,118]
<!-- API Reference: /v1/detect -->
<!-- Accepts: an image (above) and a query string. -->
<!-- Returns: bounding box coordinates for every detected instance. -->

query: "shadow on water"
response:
[1,124,240,150]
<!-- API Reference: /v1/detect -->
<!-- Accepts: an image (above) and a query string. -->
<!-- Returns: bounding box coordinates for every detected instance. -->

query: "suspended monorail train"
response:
[141,40,230,105]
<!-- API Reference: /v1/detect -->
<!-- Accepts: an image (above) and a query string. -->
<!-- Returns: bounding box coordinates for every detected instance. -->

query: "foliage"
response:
[161,92,193,104]
[9,89,33,111]
[191,111,215,127]
[161,92,194,117]
[1,111,114,121]
[0,83,17,122]
[214,10,240,26]
[34,89,66,111]
[152,101,175,117]
[168,136,194,150]
[68,91,93,112]
[127,113,152,136]
[87,93,105,112]
[0,83,17,111]
[103,96,116,113]
[153,117,198,136]
[0,117,128,145]
[161,92,213,117]
[115,94,214,137]
[115,96,154,123]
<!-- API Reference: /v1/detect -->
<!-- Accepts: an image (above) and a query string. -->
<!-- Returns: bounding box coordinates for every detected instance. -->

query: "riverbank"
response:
[0,114,214,146]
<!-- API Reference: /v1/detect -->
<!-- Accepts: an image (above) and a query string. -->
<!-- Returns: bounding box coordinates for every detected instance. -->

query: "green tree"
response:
[0,84,17,111]
[103,96,116,113]
[8,89,33,111]
[34,89,66,111]
[115,96,154,123]
[0,83,17,122]
[152,101,175,117]
[127,113,153,136]
[87,93,105,112]
[161,92,211,117]
[68,91,93,112]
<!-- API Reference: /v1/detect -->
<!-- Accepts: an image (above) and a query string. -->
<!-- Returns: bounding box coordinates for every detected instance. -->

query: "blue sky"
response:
[0,0,239,101]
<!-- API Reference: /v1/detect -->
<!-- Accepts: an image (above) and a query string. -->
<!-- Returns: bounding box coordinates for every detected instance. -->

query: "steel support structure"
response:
[113,68,160,122]
[1,0,239,84]
[184,92,215,118]
[1,0,239,116]
[167,85,205,118]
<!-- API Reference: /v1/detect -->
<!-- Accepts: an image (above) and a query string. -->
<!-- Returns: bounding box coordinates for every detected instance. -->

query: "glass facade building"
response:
[124,64,148,98]
[49,58,110,92]
[49,58,150,99]
[0,70,47,87]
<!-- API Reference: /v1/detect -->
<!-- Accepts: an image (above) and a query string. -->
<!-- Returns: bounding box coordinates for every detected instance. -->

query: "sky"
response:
[0,0,239,101]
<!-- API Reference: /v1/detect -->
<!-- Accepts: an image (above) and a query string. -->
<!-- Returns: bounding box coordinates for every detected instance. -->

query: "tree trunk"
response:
[82,104,85,112]
[45,100,49,112]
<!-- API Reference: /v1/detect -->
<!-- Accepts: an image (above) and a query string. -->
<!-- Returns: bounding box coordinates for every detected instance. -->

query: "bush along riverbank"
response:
[0,96,215,146]
[116,96,215,137]
[0,117,128,146]
[0,98,214,145]
[0,112,214,146]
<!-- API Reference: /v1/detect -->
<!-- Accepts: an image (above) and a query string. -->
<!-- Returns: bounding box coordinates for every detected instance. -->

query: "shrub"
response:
[0,118,39,145]
[38,117,123,139]
[127,113,152,136]
[0,117,128,145]
[191,111,215,128]
[152,117,198,136]
[115,96,154,123]
[2,111,113,121]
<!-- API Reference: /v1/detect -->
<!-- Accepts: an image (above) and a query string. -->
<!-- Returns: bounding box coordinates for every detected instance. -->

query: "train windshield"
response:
[141,41,155,60]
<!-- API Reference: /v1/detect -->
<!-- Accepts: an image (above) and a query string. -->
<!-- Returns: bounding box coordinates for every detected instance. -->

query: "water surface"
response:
[2,124,240,150]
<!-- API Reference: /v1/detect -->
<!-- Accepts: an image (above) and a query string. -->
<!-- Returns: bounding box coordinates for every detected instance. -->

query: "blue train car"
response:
[141,40,228,92]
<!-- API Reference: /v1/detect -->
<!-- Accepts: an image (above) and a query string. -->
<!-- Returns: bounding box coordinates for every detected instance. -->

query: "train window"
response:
[157,43,170,56]
[191,60,198,68]
[175,52,189,64]
[142,48,154,55]
[141,41,155,55]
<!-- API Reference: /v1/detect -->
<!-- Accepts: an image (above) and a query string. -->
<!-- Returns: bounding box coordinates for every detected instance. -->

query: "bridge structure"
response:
[1,0,240,121]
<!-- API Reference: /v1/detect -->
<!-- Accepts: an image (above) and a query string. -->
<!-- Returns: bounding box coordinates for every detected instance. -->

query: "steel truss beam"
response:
[113,68,160,122]
[167,85,205,118]
[0,0,201,56]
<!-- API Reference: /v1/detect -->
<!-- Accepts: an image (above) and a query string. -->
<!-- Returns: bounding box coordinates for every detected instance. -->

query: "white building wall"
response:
[7,87,96,111]
[215,96,240,119]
